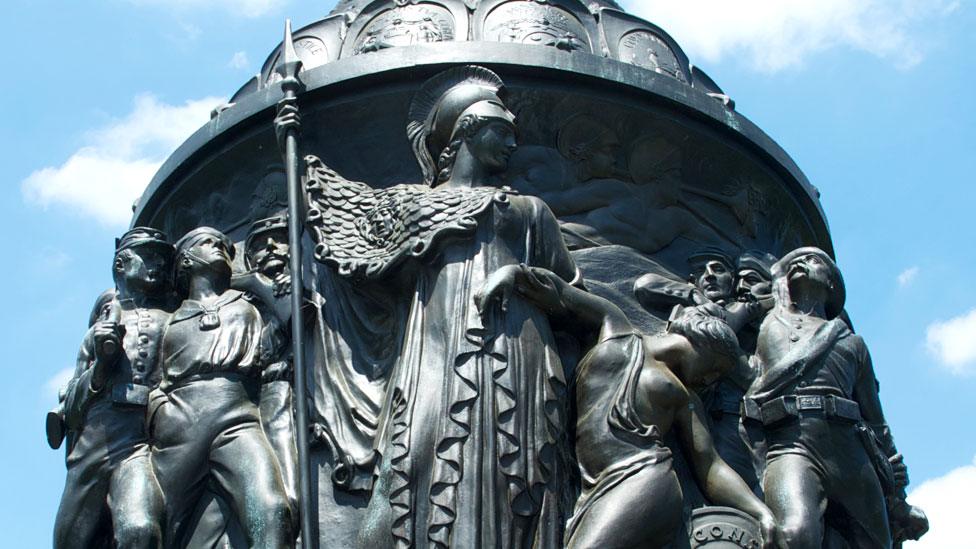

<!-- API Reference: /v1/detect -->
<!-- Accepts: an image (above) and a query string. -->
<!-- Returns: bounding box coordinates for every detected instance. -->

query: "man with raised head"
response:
[53,227,173,549]
[150,226,292,548]
[745,247,927,548]
[476,264,779,549]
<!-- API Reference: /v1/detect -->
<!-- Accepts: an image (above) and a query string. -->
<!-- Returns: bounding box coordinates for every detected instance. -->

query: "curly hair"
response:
[668,306,741,364]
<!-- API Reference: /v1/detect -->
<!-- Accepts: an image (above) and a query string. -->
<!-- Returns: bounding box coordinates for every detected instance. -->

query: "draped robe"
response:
[374,193,579,549]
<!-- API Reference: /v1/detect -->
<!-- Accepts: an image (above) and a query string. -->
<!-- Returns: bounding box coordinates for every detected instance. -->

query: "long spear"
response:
[276,19,315,548]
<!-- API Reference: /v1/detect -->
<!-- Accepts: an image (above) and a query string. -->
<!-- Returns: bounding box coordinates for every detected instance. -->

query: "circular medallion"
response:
[354,4,455,55]
[484,1,589,52]
[619,30,686,82]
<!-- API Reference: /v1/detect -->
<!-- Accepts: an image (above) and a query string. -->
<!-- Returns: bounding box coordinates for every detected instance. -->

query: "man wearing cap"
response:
[52,227,174,549]
[242,214,299,512]
[634,249,769,490]
[704,250,779,493]
[634,248,737,314]
[150,226,293,548]
[744,247,927,547]
[733,250,777,343]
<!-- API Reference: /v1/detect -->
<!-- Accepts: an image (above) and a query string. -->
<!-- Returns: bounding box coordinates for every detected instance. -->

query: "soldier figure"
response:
[733,250,777,350]
[635,249,766,489]
[745,247,928,547]
[634,249,737,314]
[242,214,300,516]
[149,227,293,547]
[475,264,778,548]
[52,228,173,549]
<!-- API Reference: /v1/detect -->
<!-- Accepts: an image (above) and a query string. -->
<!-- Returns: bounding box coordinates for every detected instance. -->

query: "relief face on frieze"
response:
[619,31,687,82]
[482,1,590,52]
[353,4,455,54]
[53,46,932,546]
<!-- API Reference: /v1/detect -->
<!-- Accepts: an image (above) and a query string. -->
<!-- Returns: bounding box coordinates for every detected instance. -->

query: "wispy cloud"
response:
[906,455,976,548]
[898,266,920,288]
[126,0,288,18]
[43,367,75,403]
[30,247,72,277]
[620,0,957,73]
[926,308,976,375]
[228,51,250,70]
[21,94,224,227]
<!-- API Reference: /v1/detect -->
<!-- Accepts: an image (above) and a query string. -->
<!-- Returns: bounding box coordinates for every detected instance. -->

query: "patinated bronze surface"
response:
[49,2,928,548]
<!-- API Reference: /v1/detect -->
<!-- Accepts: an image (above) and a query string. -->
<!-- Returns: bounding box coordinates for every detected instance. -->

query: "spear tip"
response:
[278,18,303,83]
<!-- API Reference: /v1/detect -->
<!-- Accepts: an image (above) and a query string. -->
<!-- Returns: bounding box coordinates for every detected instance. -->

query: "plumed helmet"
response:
[407,65,512,185]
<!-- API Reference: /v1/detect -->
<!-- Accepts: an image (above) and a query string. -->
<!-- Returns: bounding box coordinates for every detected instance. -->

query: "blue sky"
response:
[1,0,973,546]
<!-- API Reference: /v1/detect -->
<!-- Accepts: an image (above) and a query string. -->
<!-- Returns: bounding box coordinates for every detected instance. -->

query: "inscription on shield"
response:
[354,4,455,55]
[484,1,589,52]
[619,30,686,83]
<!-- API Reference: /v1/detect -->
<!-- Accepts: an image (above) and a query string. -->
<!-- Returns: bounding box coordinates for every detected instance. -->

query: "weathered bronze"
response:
[48,2,928,548]
[744,248,928,548]
[52,228,172,549]
[151,227,293,547]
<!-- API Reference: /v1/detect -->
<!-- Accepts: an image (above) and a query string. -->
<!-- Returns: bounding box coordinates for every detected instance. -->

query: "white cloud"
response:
[926,309,976,375]
[904,456,976,548]
[21,94,224,227]
[43,367,75,403]
[228,51,250,70]
[126,0,288,18]
[620,0,957,72]
[898,266,920,287]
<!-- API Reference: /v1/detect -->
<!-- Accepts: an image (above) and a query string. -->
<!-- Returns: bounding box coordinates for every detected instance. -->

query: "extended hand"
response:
[474,265,520,318]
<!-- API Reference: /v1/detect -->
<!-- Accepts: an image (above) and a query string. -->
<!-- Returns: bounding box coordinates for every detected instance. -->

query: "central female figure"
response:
[351,66,580,548]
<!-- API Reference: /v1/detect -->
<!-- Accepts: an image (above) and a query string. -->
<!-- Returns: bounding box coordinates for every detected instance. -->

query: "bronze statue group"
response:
[49,67,928,548]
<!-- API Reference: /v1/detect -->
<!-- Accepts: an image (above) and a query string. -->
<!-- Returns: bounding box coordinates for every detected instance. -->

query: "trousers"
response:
[54,399,163,549]
[149,375,293,548]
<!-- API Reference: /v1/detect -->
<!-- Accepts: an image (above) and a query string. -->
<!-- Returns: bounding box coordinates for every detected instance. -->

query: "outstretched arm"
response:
[540,180,628,217]
[676,391,777,548]
[475,264,632,341]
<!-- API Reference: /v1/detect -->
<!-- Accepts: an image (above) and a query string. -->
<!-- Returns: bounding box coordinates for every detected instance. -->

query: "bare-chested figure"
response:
[476,264,778,549]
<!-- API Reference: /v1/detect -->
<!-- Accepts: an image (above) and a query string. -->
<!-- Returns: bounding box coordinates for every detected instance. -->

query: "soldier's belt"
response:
[742,394,861,427]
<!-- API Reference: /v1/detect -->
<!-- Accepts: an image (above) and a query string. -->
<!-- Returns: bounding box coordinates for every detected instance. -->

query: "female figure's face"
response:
[467,120,518,174]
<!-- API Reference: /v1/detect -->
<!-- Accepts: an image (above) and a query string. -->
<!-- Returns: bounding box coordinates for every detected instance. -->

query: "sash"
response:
[747,317,849,404]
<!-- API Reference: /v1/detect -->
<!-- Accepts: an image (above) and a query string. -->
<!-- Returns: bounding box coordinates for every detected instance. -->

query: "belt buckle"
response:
[796,395,824,411]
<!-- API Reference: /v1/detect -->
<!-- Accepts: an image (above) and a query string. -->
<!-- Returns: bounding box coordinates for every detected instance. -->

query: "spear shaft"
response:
[277,19,315,548]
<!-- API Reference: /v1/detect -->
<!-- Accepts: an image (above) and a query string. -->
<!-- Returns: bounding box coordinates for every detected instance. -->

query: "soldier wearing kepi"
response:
[149,227,293,548]
[733,250,777,352]
[745,247,928,548]
[635,249,767,490]
[242,214,299,517]
[52,227,173,549]
[634,249,738,315]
